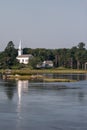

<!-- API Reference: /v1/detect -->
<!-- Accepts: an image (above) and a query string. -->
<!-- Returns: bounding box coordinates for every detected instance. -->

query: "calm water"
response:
[0,74,87,130]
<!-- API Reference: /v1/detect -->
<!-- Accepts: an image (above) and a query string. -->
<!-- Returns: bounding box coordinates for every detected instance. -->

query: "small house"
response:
[42,60,53,68]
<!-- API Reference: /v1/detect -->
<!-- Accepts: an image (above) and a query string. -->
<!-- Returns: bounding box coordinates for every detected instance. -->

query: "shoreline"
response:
[1,69,87,75]
[0,69,86,82]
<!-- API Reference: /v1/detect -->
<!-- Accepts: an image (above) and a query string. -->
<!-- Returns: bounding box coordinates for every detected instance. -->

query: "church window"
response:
[22,59,24,63]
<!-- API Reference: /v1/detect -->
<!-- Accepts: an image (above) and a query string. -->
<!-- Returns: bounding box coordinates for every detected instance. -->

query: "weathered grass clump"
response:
[44,78,76,82]
[7,74,43,81]
[7,74,76,82]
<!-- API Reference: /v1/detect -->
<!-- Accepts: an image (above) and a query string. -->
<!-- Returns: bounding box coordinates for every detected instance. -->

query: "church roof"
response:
[17,54,33,58]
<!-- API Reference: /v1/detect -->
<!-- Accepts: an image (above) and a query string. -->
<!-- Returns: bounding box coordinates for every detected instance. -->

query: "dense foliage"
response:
[0,41,87,69]
[0,41,18,69]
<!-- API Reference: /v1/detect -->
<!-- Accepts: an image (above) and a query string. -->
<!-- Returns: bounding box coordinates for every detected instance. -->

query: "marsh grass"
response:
[0,68,86,82]
[1,68,87,75]
[7,74,43,80]
[7,74,76,82]
[43,78,76,82]
[9,69,87,75]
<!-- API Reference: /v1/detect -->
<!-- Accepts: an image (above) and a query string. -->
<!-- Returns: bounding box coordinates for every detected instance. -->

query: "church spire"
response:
[18,40,23,56]
[19,40,22,50]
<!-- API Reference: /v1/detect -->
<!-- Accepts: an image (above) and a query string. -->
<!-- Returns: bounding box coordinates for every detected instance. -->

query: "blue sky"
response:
[0,0,87,50]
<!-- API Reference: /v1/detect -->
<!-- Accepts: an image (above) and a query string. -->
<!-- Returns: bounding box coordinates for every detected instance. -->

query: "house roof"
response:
[43,60,53,64]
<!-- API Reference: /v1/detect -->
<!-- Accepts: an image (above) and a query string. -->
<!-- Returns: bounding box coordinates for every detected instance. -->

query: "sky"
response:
[0,0,87,50]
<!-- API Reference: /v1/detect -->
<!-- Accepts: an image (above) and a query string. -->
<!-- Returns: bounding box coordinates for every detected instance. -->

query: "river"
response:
[0,74,87,130]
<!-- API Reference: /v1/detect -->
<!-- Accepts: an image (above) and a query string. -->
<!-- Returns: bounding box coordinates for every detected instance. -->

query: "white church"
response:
[16,41,33,64]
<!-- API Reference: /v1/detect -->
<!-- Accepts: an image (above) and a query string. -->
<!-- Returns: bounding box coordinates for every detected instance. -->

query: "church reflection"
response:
[17,80,29,120]
[17,80,29,105]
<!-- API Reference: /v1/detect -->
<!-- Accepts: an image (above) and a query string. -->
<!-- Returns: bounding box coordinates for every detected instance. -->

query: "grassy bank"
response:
[11,69,87,75]
[1,68,87,75]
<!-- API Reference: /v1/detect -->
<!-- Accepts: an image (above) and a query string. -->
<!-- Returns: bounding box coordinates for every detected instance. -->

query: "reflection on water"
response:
[17,80,28,104]
[3,80,16,100]
[43,73,87,81]
[17,80,29,124]
[0,75,87,130]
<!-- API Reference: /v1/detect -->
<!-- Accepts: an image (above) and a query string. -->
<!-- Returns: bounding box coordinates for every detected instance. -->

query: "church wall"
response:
[17,57,29,64]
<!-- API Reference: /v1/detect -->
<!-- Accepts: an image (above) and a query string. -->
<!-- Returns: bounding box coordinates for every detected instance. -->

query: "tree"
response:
[4,41,17,67]
[0,41,18,69]
[78,42,85,50]
[5,41,14,50]
[29,57,41,69]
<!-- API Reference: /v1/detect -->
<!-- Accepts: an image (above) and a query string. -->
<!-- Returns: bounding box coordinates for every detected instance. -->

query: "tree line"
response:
[0,41,87,69]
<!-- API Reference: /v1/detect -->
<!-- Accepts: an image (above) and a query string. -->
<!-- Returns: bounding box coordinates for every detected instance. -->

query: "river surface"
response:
[0,74,87,130]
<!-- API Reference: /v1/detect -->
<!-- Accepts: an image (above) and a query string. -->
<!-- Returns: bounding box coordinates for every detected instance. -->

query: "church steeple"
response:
[18,40,23,56]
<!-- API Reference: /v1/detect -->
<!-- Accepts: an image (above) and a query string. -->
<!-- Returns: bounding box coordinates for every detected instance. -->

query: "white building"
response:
[42,60,54,68]
[16,41,33,64]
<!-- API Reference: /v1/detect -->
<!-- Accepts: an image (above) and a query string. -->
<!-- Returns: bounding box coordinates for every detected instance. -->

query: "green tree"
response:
[78,42,85,50]
[4,41,17,68]
[29,57,41,69]
[0,41,17,69]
